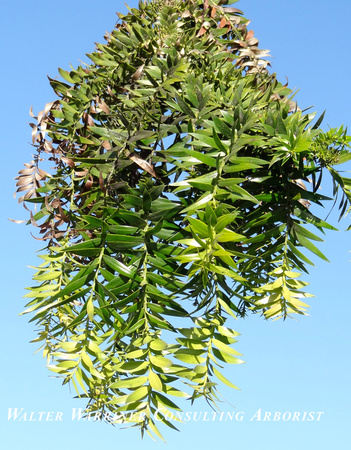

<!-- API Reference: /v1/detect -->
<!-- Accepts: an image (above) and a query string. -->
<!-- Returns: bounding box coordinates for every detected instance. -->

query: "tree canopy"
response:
[16,0,351,439]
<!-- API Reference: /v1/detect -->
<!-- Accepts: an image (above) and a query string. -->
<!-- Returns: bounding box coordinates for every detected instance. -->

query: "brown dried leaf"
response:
[219,17,227,28]
[16,174,35,185]
[99,171,107,194]
[37,110,44,125]
[16,177,34,187]
[54,218,65,227]
[270,93,281,101]
[42,230,54,239]
[17,168,36,176]
[116,86,129,94]
[23,202,30,212]
[82,112,95,127]
[53,231,66,239]
[45,195,53,212]
[295,179,307,190]
[107,86,118,98]
[8,218,26,224]
[211,6,217,18]
[29,105,35,118]
[181,10,191,18]
[246,30,254,40]
[39,220,52,232]
[40,119,48,132]
[288,101,300,113]
[96,97,110,114]
[58,203,70,223]
[16,182,33,191]
[51,199,61,209]
[83,176,94,192]
[30,211,38,227]
[30,232,47,241]
[74,169,89,177]
[29,123,38,144]
[44,101,56,116]
[34,178,42,189]
[247,37,259,46]
[24,189,35,200]
[131,64,145,82]
[37,101,57,124]
[228,15,241,25]
[43,141,54,152]
[223,7,243,14]
[197,27,207,37]
[61,157,75,168]
[298,199,311,209]
[38,168,50,178]
[34,172,44,182]
[129,154,159,179]
[102,140,112,150]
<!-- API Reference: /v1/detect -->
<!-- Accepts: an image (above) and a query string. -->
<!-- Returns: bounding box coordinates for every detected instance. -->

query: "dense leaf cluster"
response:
[16,0,351,439]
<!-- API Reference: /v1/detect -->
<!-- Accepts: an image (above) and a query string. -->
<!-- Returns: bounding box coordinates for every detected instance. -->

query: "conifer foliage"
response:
[16,0,351,438]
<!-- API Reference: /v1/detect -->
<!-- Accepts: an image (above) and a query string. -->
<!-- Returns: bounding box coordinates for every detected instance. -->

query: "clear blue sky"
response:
[1,1,350,448]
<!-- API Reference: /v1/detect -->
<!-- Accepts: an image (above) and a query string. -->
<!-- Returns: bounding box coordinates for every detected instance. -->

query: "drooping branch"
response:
[16,0,351,439]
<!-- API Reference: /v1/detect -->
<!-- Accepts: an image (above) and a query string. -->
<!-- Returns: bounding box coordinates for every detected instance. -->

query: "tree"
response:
[15,0,351,439]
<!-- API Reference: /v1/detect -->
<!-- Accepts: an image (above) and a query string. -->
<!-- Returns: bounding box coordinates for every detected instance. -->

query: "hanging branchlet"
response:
[15,0,351,439]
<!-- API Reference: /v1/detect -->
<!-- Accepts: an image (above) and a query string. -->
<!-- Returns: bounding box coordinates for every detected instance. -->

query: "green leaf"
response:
[174,350,206,365]
[293,208,338,231]
[219,182,259,203]
[74,367,88,394]
[188,217,209,237]
[294,234,329,262]
[293,223,324,242]
[115,361,149,374]
[148,419,166,442]
[185,149,217,168]
[149,339,168,351]
[175,95,195,118]
[105,234,144,249]
[149,370,163,391]
[86,298,94,321]
[212,115,232,138]
[287,240,315,266]
[214,214,239,233]
[103,255,142,281]
[181,193,213,213]
[216,228,245,242]
[125,318,145,335]
[125,386,148,404]
[212,348,242,364]
[110,376,148,389]
[65,238,102,256]
[149,354,173,369]
[44,273,92,303]
[153,392,182,411]
[58,68,75,84]
[209,264,246,282]
[212,338,243,356]
[212,366,241,389]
